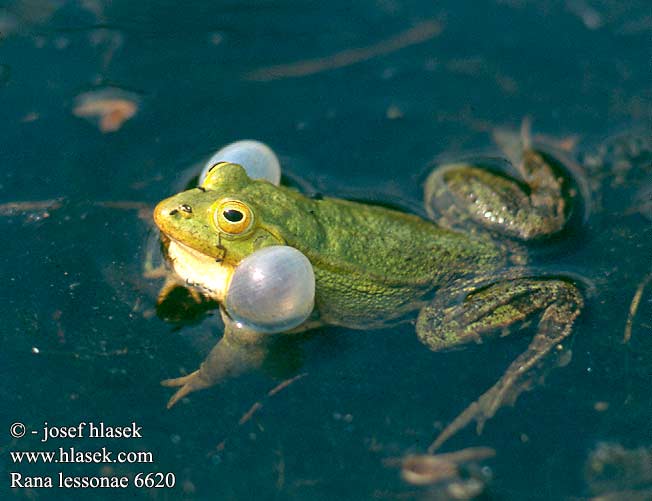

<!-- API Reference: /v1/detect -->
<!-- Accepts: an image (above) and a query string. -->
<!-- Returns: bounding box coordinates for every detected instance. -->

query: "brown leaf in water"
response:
[73,88,139,133]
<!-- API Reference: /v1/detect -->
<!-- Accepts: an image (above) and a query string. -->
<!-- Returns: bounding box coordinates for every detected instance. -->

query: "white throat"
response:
[166,239,234,302]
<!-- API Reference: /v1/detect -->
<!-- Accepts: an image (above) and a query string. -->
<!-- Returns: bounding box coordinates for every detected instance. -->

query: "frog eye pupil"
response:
[223,209,243,222]
[214,200,252,234]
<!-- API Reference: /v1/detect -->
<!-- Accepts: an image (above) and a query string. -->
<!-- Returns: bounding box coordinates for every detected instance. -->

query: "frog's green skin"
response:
[155,163,502,329]
[153,147,583,452]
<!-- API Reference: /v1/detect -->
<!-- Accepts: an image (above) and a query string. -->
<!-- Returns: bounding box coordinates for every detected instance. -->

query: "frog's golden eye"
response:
[214,200,253,235]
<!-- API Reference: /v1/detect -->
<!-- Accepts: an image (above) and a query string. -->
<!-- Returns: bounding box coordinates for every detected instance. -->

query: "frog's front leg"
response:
[425,148,569,240]
[155,275,219,324]
[160,245,316,408]
[161,313,268,408]
[416,278,582,452]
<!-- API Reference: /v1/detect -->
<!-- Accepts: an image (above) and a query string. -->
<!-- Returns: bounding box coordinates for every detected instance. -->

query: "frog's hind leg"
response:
[416,278,582,453]
[425,149,569,240]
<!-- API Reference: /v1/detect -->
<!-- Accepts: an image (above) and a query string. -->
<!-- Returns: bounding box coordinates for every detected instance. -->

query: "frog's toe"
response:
[428,382,507,453]
[161,371,212,409]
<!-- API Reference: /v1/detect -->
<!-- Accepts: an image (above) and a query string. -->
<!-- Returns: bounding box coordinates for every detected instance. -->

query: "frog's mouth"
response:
[163,234,234,303]
[153,194,229,262]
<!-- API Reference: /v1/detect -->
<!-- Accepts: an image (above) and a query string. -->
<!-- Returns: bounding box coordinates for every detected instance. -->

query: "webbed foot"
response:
[161,370,213,409]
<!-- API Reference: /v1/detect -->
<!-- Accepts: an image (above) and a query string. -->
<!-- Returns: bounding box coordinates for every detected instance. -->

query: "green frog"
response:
[153,142,583,452]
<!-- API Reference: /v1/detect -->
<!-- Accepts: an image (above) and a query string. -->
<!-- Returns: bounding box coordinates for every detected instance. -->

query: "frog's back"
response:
[286,196,502,328]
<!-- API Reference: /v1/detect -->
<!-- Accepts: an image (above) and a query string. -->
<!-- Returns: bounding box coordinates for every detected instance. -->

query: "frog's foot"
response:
[161,320,269,409]
[416,278,582,452]
[425,148,570,240]
[161,371,213,409]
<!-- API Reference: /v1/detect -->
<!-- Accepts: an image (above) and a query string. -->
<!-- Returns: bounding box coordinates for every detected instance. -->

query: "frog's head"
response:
[154,163,286,262]
[154,162,321,332]
[153,163,321,301]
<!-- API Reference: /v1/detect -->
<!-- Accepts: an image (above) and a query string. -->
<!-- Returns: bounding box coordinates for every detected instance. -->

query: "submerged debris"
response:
[400,448,495,499]
[623,272,652,343]
[73,87,140,133]
[0,199,63,223]
[207,373,308,456]
[0,199,62,216]
[245,20,441,81]
[630,183,652,221]
[585,442,652,499]
[566,0,603,30]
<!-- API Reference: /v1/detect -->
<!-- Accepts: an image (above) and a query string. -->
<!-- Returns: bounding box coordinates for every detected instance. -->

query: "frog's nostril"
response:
[180,204,193,214]
[153,199,177,229]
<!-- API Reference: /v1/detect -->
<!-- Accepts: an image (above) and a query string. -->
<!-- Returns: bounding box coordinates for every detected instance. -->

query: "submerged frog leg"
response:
[162,316,268,408]
[425,149,568,240]
[156,275,202,305]
[416,278,582,452]
[155,275,219,324]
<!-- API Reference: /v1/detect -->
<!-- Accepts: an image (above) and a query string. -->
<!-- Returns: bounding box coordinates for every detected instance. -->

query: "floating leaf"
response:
[73,87,139,133]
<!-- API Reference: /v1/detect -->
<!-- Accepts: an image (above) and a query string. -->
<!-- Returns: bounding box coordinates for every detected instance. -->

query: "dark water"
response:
[1,1,651,499]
